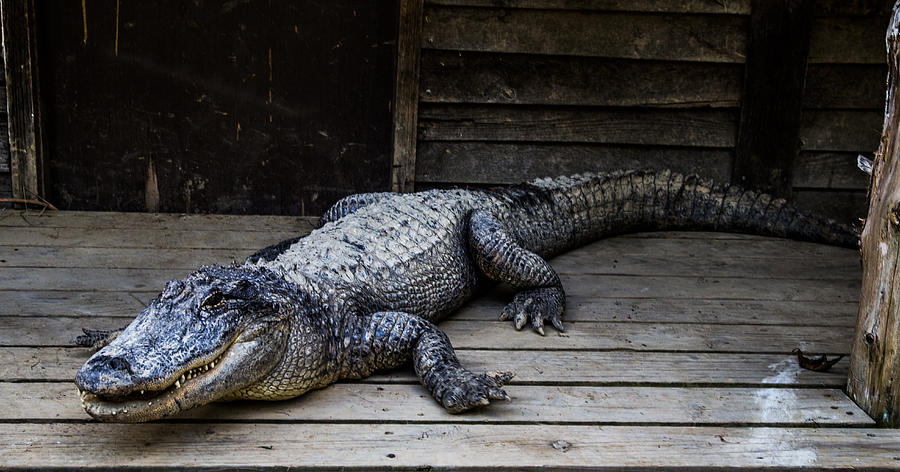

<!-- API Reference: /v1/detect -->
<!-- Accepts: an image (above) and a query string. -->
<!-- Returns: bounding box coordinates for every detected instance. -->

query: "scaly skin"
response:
[74,170,857,422]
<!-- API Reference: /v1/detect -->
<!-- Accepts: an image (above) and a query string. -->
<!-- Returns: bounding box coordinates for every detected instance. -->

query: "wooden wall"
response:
[414,0,891,224]
[31,1,397,216]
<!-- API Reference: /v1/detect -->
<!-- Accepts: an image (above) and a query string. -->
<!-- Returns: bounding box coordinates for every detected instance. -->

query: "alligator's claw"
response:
[438,369,514,413]
[72,328,124,351]
[499,286,565,335]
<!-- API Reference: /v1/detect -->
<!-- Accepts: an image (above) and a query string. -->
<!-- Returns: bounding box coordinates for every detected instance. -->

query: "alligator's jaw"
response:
[80,336,280,422]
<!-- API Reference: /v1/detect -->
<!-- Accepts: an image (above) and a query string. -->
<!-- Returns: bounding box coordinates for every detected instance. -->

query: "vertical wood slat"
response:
[732,0,813,198]
[0,0,43,200]
[391,0,424,193]
[848,0,900,427]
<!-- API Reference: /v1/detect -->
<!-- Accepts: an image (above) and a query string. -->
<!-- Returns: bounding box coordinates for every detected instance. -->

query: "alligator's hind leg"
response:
[343,311,513,413]
[467,210,566,335]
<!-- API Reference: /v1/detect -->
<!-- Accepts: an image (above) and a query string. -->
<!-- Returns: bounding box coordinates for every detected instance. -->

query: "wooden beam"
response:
[732,0,813,197]
[848,1,900,427]
[0,0,43,201]
[390,0,424,193]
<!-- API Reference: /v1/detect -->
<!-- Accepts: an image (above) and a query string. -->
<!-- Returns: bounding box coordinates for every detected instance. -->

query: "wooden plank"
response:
[0,249,860,282]
[0,246,251,269]
[792,189,869,224]
[2,347,852,386]
[415,142,733,184]
[0,0,43,200]
[0,267,185,291]
[0,237,860,271]
[2,382,870,425]
[569,235,858,258]
[418,106,738,147]
[809,16,892,64]
[420,51,743,107]
[0,290,145,317]
[803,64,887,109]
[0,210,318,231]
[793,152,871,189]
[0,269,859,301]
[422,7,748,62]
[799,109,883,152]
[423,0,752,14]
[550,250,860,279]
[0,316,853,352]
[4,423,899,470]
[732,0,812,198]
[0,227,299,249]
[0,287,859,326]
[456,296,859,326]
[815,0,894,16]
[391,0,425,193]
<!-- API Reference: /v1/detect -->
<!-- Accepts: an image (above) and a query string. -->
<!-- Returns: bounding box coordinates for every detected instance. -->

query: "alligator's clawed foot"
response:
[499,286,565,335]
[72,328,124,351]
[436,369,514,413]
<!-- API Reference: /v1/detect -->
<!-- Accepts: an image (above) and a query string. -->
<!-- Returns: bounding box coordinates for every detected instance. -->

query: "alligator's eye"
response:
[200,290,225,310]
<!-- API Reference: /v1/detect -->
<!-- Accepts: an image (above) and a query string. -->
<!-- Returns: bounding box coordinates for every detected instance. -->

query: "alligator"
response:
[74,170,857,422]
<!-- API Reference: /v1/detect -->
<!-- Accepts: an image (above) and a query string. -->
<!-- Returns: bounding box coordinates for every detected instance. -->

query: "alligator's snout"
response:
[75,354,135,397]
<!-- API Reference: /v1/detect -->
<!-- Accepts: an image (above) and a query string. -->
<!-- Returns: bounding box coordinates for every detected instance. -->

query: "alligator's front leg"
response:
[343,311,513,412]
[72,328,125,351]
[468,209,566,335]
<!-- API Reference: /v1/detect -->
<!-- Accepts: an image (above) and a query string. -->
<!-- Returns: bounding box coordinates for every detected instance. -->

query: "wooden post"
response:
[0,0,44,200]
[732,0,812,198]
[847,1,900,427]
[390,0,424,193]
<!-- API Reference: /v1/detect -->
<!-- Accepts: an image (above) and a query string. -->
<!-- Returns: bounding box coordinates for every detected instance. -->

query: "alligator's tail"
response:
[500,170,859,257]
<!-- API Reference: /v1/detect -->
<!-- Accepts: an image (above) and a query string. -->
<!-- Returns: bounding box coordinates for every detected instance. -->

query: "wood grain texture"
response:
[457,295,859,326]
[422,7,748,62]
[793,152,872,189]
[809,16,892,64]
[803,64,887,109]
[415,142,732,184]
[423,0,752,14]
[799,110,884,152]
[2,382,870,425]
[3,423,899,470]
[0,227,297,249]
[1,0,43,200]
[0,210,318,231]
[848,2,900,427]
[391,0,425,193]
[418,105,738,147]
[420,51,743,107]
[2,347,852,386]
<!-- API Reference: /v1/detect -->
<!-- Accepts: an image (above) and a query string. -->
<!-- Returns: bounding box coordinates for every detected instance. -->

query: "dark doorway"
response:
[36,1,398,215]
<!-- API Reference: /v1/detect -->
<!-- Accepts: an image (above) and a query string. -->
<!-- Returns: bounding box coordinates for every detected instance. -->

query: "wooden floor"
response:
[1,210,899,470]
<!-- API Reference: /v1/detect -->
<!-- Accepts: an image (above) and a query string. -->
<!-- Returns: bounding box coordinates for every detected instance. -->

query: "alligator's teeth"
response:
[204,365,209,371]
[180,375,185,382]
[175,380,181,388]
[140,390,145,395]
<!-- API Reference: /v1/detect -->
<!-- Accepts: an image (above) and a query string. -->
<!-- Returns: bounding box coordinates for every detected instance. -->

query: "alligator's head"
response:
[75,264,299,422]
